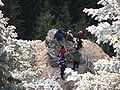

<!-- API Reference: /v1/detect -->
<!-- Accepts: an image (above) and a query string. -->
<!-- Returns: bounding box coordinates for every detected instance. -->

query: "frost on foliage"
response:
[0,4,48,89]
[86,22,119,44]
[10,68,61,90]
[83,0,120,59]
[10,68,44,82]
[83,0,119,21]
[0,0,4,6]
[94,58,120,73]
[74,72,120,90]
[0,2,60,89]
[65,58,120,90]
[22,78,61,90]
[0,11,13,57]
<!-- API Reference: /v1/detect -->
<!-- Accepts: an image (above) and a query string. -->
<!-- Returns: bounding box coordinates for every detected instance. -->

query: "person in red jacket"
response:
[58,45,67,57]
[57,45,67,80]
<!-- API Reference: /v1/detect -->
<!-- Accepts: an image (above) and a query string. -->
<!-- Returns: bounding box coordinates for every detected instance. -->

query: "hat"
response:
[68,29,72,33]
[79,31,84,36]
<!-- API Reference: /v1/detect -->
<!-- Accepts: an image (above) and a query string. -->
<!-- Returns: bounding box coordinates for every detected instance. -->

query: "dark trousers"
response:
[72,61,79,71]
[60,68,65,80]
[77,41,82,50]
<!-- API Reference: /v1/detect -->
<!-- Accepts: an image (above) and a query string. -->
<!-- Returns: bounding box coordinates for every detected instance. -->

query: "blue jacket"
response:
[54,29,65,41]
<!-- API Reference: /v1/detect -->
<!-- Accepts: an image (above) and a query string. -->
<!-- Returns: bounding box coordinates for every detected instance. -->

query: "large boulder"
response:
[81,40,108,62]
[45,29,109,74]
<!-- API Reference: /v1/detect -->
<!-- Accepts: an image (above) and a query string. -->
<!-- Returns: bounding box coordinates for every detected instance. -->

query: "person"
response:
[58,56,67,80]
[57,45,67,57]
[70,48,81,71]
[76,30,84,50]
[54,28,65,41]
[67,29,72,35]
[66,28,74,42]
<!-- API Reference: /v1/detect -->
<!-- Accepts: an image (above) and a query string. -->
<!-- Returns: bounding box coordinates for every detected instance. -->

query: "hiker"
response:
[76,30,84,50]
[57,45,67,58]
[67,25,72,35]
[58,56,67,80]
[70,48,81,71]
[65,27,74,42]
[54,28,65,41]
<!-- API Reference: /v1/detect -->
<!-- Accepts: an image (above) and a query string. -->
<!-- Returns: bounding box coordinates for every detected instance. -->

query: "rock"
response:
[81,40,108,62]
[45,29,109,69]
[62,80,75,90]
[45,29,57,45]
[46,29,75,67]
[34,29,111,90]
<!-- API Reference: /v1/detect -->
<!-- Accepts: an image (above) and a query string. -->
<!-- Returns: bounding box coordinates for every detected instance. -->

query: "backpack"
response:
[54,29,65,41]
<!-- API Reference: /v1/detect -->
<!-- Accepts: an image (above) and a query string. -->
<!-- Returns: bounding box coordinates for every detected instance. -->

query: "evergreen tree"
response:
[19,0,48,40]
[34,14,52,40]
[0,1,24,89]
[49,0,70,28]
[1,0,100,40]
[2,0,24,39]
[84,0,120,59]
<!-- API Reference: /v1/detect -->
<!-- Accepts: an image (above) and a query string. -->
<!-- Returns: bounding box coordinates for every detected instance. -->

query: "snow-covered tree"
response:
[83,0,120,59]
[0,1,24,90]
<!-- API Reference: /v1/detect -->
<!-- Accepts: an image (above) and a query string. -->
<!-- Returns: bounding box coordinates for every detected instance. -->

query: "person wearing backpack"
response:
[54,28,65,41]
[66,27,74,43]
[76,30,84,50]
[70,48,81,71]
[57,45,67,57]
[58,56,67,80]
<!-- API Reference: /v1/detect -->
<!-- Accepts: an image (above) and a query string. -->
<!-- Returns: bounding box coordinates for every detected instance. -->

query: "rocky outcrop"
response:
[31,29,110,90]
[81,40,108,62]
[46,29,75,67]
[46,29,108,68]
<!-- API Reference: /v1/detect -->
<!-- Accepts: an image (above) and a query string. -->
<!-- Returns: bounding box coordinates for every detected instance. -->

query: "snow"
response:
[0,0,4,6]
[65,68,79,81]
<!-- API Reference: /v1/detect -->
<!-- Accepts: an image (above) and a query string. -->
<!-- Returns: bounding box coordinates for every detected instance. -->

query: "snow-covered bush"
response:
[0,9,41,72]
[65,64,120,90]
[74,72,120,90]
[8,40,41,70]
[83,0,120,59]
[22,77,62,90]
[94,58,120,73]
